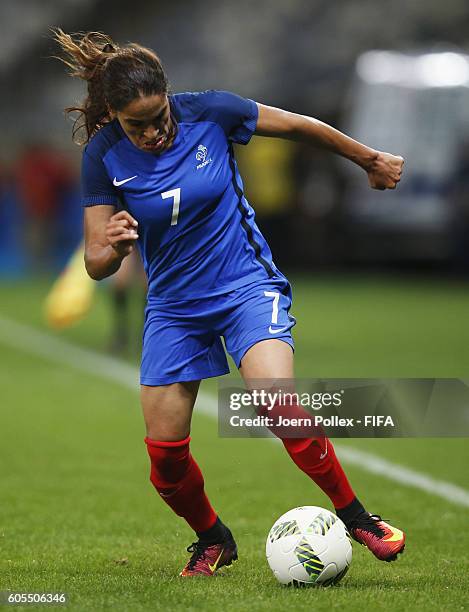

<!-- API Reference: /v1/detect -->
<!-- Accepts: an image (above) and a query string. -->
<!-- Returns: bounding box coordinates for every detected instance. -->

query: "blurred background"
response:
[1,0,469,357]
[2,0,469,278]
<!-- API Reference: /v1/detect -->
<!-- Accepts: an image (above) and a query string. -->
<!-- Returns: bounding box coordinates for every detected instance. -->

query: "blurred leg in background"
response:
[109,248,147,354]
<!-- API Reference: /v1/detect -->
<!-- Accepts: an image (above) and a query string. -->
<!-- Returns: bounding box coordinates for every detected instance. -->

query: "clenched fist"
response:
[367,151,404,190]
[105,210,139,257]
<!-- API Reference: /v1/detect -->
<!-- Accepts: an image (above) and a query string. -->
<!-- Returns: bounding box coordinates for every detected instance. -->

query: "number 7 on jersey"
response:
[161,188,181,226]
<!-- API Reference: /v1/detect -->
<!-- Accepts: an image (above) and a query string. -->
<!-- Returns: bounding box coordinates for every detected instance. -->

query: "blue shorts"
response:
[140,277,296,386]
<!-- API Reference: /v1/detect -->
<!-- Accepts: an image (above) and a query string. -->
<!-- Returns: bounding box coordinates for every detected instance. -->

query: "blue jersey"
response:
[82,90,284,300]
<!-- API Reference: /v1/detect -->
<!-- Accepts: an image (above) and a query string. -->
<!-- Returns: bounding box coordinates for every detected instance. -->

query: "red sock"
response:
[282,436,356,509]
[256,400,356,509]
[145,436,217,533]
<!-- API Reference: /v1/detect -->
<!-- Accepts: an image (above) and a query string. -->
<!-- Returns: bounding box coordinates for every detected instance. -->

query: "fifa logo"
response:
[196,144,208,163]
[195,144,212,170]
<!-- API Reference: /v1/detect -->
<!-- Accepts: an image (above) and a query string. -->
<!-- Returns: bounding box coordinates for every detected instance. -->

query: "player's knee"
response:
[145,423,189,442]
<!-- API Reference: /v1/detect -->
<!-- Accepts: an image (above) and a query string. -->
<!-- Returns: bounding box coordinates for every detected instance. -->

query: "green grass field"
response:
[1,275,468,611]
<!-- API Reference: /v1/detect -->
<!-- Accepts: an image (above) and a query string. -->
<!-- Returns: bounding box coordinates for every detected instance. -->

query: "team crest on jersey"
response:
[196,144,212,170]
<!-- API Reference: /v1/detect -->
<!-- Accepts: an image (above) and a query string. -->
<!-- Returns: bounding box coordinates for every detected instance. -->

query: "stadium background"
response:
[1,2,468,610]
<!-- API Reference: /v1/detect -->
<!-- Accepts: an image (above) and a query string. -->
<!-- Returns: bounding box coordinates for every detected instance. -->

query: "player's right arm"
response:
[84,206,139,280]
[81,139,139,280]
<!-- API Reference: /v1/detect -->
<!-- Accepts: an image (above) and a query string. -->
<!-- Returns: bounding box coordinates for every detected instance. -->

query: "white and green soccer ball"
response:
[266,506,352,587]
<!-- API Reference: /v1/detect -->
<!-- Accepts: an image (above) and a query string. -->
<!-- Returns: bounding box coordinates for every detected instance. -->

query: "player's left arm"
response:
[254,103,403,190]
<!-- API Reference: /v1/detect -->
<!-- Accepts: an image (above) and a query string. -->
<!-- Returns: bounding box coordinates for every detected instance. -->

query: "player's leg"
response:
[225,279,405,561]
[141,296,241,576]
[142,381,237,576]
[142,380,198,441]
[228,286,361,515]
[240,340,405,561]
[239,339,360,517]
[142,381,218,532]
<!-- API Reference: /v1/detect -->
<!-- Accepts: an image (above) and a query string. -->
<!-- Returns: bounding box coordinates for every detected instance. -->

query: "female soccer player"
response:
[55,30,405,576]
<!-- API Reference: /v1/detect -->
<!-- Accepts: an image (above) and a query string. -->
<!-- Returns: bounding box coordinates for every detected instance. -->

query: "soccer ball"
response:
[266,506,352,587]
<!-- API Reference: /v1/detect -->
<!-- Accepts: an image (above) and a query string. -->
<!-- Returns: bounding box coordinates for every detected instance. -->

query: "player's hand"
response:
[105,210,139,258]
[367,151,404,190]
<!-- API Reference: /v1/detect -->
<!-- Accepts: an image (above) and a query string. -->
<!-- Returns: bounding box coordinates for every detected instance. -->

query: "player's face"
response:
[115,93,175,153]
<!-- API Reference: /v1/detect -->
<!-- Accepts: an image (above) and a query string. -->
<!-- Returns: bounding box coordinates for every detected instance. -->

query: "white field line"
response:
[1,314,469,509]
